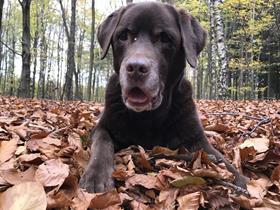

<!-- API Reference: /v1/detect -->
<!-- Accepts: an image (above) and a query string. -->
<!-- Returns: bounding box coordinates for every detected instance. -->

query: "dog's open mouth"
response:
[127,87,149,106]
[124,86,162,112]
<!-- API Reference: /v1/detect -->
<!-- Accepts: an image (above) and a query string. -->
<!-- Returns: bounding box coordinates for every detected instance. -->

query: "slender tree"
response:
[0,0,4,74]
[58,0,77,100]
[87,0,95,101]
[37,1,47,98]
[18,0,32,98]
[31,0,39,98]
[75,28,84,100]
[207,0,218,99]
[212,0,228,99]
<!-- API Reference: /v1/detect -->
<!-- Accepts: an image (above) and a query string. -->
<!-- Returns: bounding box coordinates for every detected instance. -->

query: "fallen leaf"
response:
[240,137,269,153]
[158,188,179,208]
[231,194,262,209]
[248,177,270,201]
[47,175,78,209]
[0,138,17,164]
[89,190,121,209]
[0,182,47,210]
[170,176,206,188]
[137,146,153,170]
[126,174,158,190]
[130,200,149,210]
[240,146,257,161]
[205,188,231,209]
[205,124,229,133]
[18,153,44,165]
[112,168,134,181]
[151,146,178,155]
[271,164,280,182]
[71,189,95,210]
[35,159,69,187]
[0,166,36,185]
[177,191,201,210]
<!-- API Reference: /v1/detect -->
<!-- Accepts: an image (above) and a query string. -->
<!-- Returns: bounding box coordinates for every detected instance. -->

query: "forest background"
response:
[0,0,279,101]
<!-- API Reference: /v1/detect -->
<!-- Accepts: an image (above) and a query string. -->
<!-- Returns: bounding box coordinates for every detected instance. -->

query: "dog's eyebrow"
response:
[154,28,178,39]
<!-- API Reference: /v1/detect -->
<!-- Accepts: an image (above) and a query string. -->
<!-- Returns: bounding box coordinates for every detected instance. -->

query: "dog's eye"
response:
[119,30,129,41]
[159,32,172,43]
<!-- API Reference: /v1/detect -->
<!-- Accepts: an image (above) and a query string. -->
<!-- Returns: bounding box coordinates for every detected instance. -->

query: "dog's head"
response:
[98,2,207,112]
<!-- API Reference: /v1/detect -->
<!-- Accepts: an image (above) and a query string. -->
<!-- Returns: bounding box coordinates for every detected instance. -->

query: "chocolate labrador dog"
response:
[80,2,248,193]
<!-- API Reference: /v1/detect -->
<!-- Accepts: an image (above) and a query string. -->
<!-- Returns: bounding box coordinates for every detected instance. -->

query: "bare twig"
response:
[242,117,271,137]
[208,112,264,121]
[0,40,22,56]
[150,153,218,164]
[208,178,250,196]
[207,112,271,138]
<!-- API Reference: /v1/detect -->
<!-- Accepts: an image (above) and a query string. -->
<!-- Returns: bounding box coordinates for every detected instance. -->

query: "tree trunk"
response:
[9,34,15,96]
[161,0,172,4]
[213,0,228,99]
[37,2,47,98]
[0,0,4,76]
[46,28,54,99]
[56,22,63,99]
[18,0,32,98]
[74,29,84,100]
[59,0,77,100]
[87,0,95,101]
[207,0,217,99]
[31,0,39,98]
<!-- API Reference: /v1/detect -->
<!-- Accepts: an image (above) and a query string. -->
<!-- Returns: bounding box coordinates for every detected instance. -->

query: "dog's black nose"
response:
[126,60,150,77]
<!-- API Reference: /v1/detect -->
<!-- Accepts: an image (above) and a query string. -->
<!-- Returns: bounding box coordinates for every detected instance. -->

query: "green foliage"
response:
[1,0,279,100]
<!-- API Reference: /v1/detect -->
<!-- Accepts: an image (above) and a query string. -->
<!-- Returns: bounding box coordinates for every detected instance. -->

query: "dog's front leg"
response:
[79,127,115,193]
[201,140,249,189]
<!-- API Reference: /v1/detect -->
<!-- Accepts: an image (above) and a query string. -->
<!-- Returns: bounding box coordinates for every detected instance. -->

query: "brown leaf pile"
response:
[0,97,279,210]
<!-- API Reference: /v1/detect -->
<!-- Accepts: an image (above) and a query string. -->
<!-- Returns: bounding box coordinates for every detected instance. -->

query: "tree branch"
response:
[18,0,23,7]
[0,40,22,56]
[208,178,250,196]
[58,0,70,40]
[207,112,271,138]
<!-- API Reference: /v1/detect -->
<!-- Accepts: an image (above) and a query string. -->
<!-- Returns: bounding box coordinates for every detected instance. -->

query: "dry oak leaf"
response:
[35,159,69,187]
[247,177,270,201]
[206,188,231,209]
[18,153,44,165]
[271,164,280,182]
[0,166,36,185]
[205,123,229,133]
[157,188,179,209]
[89,190,121,209]
[0,181,47,210]
[240,137,269,153]
[170,175,206,188]
[0,138,17,164]
[126,174,159,190]
[70,189,94,210]
[151,146,178,156]
[231,194,262,209]
[72,189,121,210]
[177,191,202,210]
[47,175,78,209]
[129,200,149,210]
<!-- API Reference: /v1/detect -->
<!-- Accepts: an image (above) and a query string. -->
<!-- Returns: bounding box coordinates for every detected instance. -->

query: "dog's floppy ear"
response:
[97,8,125,59]
[178,10,207,68]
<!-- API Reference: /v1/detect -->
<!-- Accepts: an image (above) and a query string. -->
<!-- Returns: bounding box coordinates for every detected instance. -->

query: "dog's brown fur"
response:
[80,2,248,193]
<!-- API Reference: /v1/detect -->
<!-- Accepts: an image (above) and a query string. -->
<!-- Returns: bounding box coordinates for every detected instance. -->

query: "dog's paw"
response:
[234,174,249,189]
[79,166,114,193]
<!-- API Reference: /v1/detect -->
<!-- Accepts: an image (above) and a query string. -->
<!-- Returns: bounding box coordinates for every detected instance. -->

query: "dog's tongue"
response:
[127,88,149,104]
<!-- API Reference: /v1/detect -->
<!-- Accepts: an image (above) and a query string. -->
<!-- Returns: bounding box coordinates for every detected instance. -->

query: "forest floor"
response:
[0,96,279,210]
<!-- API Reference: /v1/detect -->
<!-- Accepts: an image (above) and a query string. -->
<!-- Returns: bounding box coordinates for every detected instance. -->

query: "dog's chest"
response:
[110,125,163,149]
